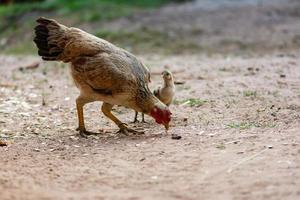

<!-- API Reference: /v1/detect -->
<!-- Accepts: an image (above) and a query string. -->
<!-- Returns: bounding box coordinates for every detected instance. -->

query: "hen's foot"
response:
[76,127,93,138]
[131,119,147,124]
[132,119,139,123]
[117,123,144,135]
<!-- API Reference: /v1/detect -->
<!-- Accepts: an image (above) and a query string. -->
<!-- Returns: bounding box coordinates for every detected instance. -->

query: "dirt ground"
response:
[1,1,300,200]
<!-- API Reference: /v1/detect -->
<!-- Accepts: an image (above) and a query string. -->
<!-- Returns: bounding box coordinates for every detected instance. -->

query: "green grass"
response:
[227,121,275,129]
[216,143,226,150]
[0,0,179,23]
[243,90,257,97]
[95,28,201,54]
[219,39,257,51]
[2,41,36,55]
[174,98,207,107]
[96,28,168,46]
[0,0,194,55]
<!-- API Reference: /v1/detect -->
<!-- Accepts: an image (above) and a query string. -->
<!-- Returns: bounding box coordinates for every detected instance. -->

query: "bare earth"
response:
[1,53,299,200]
[1,1,300,200]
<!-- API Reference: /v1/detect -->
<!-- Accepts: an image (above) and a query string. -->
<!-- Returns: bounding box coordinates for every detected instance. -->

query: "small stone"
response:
[171,134,182,140]
[280,74,286,78]
[140,157,146,162]
[70,136,78,140]
[270,105,275,109]
[196,131,204,135]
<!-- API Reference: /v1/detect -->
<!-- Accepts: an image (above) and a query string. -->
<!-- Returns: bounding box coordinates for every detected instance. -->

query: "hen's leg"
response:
[141,113,147,123]
[76,97,91,137]
[133,111,139,123]
[101,102,143,135]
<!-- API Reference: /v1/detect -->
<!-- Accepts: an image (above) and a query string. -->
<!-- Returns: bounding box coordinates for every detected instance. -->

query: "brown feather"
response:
[34,17,162,114]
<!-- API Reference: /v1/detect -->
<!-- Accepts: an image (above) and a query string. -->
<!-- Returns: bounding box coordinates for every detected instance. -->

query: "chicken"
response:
[134,70,175,123]
[33,17,171,136]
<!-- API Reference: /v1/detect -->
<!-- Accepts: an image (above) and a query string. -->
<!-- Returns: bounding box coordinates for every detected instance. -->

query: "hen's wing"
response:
[73,50,149,97]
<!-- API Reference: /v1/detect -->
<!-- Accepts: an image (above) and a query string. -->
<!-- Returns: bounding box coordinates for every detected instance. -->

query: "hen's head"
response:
[150,103,172,130]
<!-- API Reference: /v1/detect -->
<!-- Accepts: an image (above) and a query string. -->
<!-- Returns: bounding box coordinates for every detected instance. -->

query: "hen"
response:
[33,17,171,136]
[134,70,175,123]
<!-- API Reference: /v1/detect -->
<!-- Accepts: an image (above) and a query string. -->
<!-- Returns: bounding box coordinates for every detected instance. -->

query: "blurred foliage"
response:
[0,0,187,33]
[96,27,201,54]
[0,0,184,20]
[0,0,194,55]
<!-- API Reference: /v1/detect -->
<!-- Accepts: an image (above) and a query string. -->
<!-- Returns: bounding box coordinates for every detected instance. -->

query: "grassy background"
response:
[0,0,177,23]
[0,0,191,55]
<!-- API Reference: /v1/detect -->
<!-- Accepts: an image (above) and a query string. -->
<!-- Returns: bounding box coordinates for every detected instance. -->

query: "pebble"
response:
[171,134,182,140]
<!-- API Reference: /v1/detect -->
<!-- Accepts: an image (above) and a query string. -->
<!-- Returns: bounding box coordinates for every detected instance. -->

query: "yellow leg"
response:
[101,102,123,126]
[76,97,92,137]
[101,102,143,135]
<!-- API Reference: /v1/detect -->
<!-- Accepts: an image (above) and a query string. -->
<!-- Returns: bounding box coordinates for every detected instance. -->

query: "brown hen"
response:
[33,17,171,136]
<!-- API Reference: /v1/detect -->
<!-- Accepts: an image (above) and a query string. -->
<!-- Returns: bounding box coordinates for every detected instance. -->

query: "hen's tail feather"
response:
[33,17,67,61]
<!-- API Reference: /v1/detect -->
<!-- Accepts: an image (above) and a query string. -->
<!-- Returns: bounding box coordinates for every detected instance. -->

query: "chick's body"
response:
[34,17,171,135]
[154,70,175,106]
[134,70,175,123]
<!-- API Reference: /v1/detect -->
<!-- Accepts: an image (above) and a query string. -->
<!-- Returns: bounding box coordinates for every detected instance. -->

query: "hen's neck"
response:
[136,91,159,114]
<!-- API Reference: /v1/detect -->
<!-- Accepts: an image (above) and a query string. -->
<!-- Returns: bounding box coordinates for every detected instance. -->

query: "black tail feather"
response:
[33,17,63,61]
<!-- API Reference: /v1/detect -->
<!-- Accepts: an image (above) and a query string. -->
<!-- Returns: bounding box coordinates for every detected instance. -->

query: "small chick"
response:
[153,70,175,107]
[134,70,175,124]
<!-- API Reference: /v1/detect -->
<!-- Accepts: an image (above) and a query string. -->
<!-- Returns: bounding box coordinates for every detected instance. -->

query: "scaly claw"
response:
[132,119,139,123]
[117,123,144,135]
[76,127,91,138]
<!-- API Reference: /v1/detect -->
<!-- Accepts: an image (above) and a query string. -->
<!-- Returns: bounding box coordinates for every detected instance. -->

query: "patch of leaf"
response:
[227,121,275,129]
[243,90,257,97]
[174,98,207,107]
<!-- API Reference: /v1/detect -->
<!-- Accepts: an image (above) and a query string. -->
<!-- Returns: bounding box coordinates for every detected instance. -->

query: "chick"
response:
[134,70,175,123]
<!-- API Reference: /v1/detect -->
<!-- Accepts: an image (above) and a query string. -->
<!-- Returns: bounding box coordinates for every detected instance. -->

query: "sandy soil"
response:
[1,52,300,200]
[1,1,300,200]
